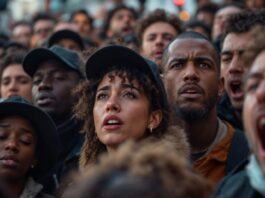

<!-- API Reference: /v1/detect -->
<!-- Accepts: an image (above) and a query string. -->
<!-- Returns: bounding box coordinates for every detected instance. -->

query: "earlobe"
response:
[149,110,163,130]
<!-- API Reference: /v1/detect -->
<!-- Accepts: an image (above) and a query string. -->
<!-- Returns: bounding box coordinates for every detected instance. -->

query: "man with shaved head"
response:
[162,31,249,184]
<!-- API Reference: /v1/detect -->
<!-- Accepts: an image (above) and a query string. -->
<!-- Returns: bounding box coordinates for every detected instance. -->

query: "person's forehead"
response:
[249,51,265,76]
[143,22,177,35]
[222,32,253,51]
[2,64,24,75]
[13,25,31,33]
[36,59,67,73]
[114,8,134,16]
[0,115,35,130]
[216,6,241,17]
[34,20,54,28]
[168,38,216,57]
[74,13,89,22]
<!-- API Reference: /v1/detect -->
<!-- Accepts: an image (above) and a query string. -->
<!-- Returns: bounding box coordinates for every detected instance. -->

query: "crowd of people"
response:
[0,0,265,197]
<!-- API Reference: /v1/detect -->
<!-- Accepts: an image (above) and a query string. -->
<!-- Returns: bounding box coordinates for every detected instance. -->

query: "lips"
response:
[122,26,132,34]
[103,115,123,131]
[153,50,163,59]
[229,80,244,101]
[7,93,19,98]
[179,84,204,99]
[0,155,19,168]
[36,93,55,106]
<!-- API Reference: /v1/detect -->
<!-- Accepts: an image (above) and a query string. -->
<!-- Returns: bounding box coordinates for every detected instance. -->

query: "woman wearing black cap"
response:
[74,45,189,170]
[0,96,60,197]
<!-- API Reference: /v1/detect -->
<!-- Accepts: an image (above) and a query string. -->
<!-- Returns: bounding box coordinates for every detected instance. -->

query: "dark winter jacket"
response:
[218,93,243,130]
[214,159,265,198]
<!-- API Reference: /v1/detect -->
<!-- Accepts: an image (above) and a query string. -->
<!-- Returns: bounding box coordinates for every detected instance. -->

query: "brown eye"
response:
[221,55,232,64]
[170,62,184,69]
[123,91,137,99]
[96,93,108,101]
[246,80,259,93]
[199,62,211,69]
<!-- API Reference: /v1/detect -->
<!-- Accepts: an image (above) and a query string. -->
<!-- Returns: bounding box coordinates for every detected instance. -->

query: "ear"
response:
[148,110,163,130]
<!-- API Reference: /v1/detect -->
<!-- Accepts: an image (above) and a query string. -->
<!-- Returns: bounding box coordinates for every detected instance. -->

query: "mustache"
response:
[178,83,204,95]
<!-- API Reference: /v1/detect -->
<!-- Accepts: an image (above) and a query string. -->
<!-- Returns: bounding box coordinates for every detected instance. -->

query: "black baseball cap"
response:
[85,45,168,110]
[23,45,83,77]
[48,29,84,50]
[0,96,60,177]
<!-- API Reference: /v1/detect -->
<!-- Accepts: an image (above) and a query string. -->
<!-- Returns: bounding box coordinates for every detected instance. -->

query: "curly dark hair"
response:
[0,51,26,82]
[195,2,219,16]
[101,5,138,40]
[136,9,182,45]
[64,141,212,198]
[32,12,56,25]
[70,9,94,30]
[74,65,169,167]
[225,9,265,34]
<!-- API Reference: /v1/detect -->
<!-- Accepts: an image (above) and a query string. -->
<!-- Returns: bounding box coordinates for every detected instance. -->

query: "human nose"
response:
[4,137,19,153]
[123,15,131,24]
[183,62,200,82]
[8,79,18,92]
[155,35,164,47]
[228,55,244,75]
[38,76,52,91]
[105,94,121,113]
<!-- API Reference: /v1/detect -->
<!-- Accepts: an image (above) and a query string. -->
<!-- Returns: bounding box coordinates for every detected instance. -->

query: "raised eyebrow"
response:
[97,85,110,92]
[194,56,214,63]
[221,51,232,55]
[169,57,187,63]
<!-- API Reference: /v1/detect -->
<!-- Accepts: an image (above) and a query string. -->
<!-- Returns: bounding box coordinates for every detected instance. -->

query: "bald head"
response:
[162,31,220,74]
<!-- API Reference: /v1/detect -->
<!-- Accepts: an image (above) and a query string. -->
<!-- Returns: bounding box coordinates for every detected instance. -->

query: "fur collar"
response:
[79,125,190,170]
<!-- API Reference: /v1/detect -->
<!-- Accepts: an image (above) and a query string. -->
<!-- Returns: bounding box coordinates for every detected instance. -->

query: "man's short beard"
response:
[175,94,218,123]
[175,106,210,123]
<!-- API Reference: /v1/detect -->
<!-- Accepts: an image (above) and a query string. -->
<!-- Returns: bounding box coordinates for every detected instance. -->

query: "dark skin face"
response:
[163,38,222,153]
[0,116,37,182]
[164,38,221,121]
[32,60,80,124]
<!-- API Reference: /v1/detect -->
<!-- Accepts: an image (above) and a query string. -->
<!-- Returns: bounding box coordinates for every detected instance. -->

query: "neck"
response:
[107,145,118,154]
[52,113,72,126]
[4,177,26,198]
[184,108,218,154]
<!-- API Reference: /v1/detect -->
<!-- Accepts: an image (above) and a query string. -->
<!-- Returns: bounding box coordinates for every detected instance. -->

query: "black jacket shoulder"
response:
[214,160,264,198]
